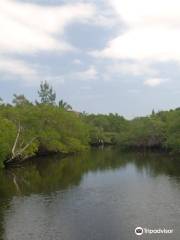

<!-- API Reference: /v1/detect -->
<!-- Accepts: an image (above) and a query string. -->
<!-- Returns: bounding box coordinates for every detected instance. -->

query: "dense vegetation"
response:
[0,82,89,167]
[84,109,180,152]
[0,81,180,167]
[86,108,180,153]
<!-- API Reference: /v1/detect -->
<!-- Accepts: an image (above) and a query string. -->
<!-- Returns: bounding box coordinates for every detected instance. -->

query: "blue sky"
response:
[0,0,180,118]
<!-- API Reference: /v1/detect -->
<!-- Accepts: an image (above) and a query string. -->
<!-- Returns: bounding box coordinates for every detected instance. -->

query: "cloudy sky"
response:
[0,0,180,118]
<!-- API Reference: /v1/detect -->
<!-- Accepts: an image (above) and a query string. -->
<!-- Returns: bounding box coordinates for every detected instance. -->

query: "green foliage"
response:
[0,117,16,167]
[0,102,89,166]
[164,110,180,152]
[83,113,128,145]
[84,109,180,153]
[117,117,166,149]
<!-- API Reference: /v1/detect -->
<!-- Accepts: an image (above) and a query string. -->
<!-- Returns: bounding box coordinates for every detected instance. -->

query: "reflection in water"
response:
[0,148,180,239]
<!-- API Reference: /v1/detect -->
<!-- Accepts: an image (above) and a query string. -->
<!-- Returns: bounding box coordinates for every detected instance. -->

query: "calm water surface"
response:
[0,148,180,240]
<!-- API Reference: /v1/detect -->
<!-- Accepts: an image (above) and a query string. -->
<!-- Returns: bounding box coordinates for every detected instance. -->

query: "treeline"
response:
[84,109,180,153]
[0,81,180,167]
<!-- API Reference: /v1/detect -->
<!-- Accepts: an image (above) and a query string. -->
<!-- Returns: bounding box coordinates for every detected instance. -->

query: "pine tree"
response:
[38,81,56,105]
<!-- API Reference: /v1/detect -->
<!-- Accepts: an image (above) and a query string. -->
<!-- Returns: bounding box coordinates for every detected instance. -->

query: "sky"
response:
[0,0,180,118]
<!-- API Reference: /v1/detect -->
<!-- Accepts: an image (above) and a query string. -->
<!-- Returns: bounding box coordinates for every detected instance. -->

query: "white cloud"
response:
[144,78,168,87]
[60,66,98,82]
[74,66,98,81]
[106,62,158,76]
[0,57,67,86]
[91,6,120,28]
[93,0,180,62]
[0,56,38,81]
[0,0,98,83]
[0,0,95,54]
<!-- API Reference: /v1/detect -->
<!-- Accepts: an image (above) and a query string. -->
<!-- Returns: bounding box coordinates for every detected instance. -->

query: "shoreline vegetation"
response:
[0,81,179,168]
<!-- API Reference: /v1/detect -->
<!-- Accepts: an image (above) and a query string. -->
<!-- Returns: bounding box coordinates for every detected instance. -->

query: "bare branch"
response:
[12,122,21,157]
[16,137,37,156]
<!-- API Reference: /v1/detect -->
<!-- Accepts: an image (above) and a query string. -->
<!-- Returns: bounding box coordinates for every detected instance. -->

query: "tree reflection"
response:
[0,148,180,198]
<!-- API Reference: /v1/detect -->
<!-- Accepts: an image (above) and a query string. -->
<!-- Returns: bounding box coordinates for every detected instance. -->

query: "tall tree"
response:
[0,98,3,106]
[151,109,155,116]
[38,81,56,105]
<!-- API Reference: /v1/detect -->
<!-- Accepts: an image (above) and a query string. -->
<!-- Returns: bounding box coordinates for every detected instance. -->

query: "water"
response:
[0,148,180,240]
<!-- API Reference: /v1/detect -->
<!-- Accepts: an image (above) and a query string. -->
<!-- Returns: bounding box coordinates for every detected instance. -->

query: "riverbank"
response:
[1,82,180,168]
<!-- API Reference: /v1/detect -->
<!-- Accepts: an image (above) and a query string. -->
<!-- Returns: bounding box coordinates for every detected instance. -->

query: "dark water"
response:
[0,148,180,240]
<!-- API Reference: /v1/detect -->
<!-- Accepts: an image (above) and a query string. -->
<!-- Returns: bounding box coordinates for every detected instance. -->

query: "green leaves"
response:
[0,118,16,166]
[0,103,89,166]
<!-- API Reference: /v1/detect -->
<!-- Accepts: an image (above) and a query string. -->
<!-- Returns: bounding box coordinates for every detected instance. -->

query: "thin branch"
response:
[20,140,24,148]
[16,137,37,156]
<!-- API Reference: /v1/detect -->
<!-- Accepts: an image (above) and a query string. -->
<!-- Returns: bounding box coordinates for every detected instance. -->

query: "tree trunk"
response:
[4,123,37,167]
